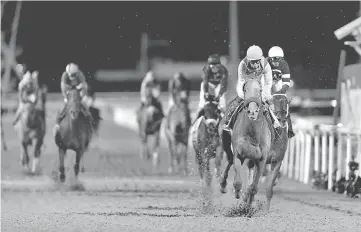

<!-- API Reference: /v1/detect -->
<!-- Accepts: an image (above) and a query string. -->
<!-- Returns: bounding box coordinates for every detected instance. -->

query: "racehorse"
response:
[164,90,191,175]
[263,93,290,209]
[218,78,274,208]
[14,85,46,174]
[191,96,224,189]
[55,87,93,182]
[136,91,164,169]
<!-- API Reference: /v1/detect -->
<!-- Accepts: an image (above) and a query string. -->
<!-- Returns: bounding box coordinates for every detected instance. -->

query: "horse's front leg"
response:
[139,135,148,160]
[233,155,244,199]
[152,132,160,168]
[266,160,282,211]
[246,158,265,206]
[204,156,212,189]
[214,146,223,181]
[1,127,7,151]
[166,134,176,174]
[58,148,66,182]
[31,137,43,174]
[20,141,30,170]
[74,149,85,179]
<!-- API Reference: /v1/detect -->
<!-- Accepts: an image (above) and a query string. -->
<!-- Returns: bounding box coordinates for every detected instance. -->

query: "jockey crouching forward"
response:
[222,45,278,132]
[194,54,228,122]
[139,71,165,118]
[13,71,40,126]
[267,46,295,138]
[54,63,93,132]
[167,72,190,114]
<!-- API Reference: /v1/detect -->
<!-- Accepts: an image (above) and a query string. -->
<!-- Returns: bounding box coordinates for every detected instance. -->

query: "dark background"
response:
[1,1,360,91]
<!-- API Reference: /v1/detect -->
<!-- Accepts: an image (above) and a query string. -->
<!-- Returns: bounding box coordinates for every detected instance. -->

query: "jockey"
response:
[222,45,275,132]
[139,70,164,117]
[194,54,228,122]
[267,46,295,138]
[12,71,40,125]
[54,63,92,132]
[167,72,190,113]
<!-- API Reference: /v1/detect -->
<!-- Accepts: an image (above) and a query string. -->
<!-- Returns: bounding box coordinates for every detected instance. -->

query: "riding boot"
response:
[55,104,68,129]
[154,99,165,119]
[287,113,295,138]
[222,97,243,132]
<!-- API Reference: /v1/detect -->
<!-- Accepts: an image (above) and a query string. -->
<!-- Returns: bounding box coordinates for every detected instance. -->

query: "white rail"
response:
[282,123,361,191]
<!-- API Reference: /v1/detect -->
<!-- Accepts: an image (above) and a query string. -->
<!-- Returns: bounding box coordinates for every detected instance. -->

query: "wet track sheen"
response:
[1,94,361,232]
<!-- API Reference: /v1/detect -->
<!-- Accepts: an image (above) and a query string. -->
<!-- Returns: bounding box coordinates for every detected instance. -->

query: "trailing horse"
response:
[218,78,275,209]
[164,91,191,175]
[136,95,164,169]
[263,93,290,209]
[55,87,93,182]
[191,96,224,189]
[14,88,46,173]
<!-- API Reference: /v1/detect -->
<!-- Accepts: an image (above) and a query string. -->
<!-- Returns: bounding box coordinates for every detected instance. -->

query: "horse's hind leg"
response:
[266,160,282,211]
[74,149,85,179]
[58,148,66,182]
[220,132,233,193]
[31,138,43,173]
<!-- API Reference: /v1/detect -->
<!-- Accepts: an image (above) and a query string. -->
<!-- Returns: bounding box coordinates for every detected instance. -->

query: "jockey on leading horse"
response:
[266,46,295,138]
[13,67,40,126]
[54,63,93,133]
[167,72,190,114]
[139,70,164,118]
[222,45,278,132]
[194,54,228,123]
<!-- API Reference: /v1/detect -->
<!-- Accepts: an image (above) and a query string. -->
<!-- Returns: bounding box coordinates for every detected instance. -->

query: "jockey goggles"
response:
[248,59,261,70]
[270,57,283,62]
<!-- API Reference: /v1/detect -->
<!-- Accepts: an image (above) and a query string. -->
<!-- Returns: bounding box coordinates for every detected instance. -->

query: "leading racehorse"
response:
[14,86,46,173]
[164,90,191,175]
[55,87,93,182]
[191,96,224,189]
[218,78,274,208]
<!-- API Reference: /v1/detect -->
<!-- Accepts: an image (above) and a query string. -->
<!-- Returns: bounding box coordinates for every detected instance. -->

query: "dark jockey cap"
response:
[207,54,221,65]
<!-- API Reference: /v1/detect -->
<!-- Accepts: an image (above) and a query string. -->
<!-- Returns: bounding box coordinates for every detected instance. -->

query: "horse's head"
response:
[243,78,262,120]
[203,97,221,134]
[271,94,289,128]
[66,87,82,120]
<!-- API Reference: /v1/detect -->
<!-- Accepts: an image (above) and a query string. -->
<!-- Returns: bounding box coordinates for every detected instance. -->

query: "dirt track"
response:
[2,97,361,232]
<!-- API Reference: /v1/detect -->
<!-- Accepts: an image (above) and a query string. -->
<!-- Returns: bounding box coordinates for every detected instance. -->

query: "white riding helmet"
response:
[66,63,79,76]
[246,45,263,61]
[268,46,284,58]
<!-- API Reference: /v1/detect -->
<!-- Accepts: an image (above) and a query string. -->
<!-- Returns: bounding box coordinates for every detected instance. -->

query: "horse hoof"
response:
[59,174,66,182]
[220,187,227,194]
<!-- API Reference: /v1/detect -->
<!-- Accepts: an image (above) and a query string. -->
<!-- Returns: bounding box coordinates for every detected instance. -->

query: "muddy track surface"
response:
[2,98,361,232]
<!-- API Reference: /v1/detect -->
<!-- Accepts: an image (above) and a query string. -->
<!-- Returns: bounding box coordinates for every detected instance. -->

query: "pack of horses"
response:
[137,77,291,210]
[9,75,102,182]
[7,72,291,210]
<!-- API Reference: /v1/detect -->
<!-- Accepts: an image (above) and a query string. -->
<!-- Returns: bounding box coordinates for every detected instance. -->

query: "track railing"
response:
[282,122,361,191]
